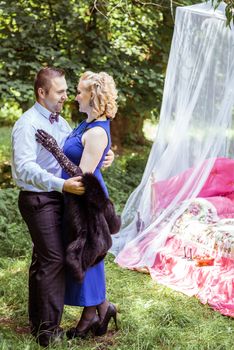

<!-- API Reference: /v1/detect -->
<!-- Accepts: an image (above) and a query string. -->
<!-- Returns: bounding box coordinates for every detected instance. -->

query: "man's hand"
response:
[63,176,85,195]
[102,149,115,168]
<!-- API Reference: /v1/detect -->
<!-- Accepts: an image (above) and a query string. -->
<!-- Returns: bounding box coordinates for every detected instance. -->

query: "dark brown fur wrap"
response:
[64,172,121,282]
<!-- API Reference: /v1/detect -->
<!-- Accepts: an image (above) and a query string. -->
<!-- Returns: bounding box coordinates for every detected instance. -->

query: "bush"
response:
[0,102,22,127]
[0,126,12,161]
[0,161,14,189]
[0,188,31,257]
[103,147,150,212]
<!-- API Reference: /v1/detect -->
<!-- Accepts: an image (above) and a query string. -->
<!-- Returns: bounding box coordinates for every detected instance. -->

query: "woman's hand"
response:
[36,129,83,177]
[35,129,58,152]
[102,149,115,168]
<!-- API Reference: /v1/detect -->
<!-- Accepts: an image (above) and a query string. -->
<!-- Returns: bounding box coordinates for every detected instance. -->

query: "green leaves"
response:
[3,1,230,143]
[0,1,172,143]
[210,0,234,26]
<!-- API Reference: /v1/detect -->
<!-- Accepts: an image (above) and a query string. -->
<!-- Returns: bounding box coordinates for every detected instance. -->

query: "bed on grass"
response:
[116,158,234,317]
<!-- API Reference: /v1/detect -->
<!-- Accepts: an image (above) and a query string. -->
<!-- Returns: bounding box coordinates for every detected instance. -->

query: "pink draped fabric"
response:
[151,158,234,215]
[116,158,234,317]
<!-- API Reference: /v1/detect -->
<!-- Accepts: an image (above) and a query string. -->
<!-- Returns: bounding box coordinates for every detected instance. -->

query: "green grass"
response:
[0,126,233,349]
[0,254,233,350]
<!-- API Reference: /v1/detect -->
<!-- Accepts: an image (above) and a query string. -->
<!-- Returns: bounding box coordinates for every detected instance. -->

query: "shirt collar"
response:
[34,101,52,120]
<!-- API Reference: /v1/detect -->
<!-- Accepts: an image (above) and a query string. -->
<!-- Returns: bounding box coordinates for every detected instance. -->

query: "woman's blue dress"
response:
[62,119,111,306]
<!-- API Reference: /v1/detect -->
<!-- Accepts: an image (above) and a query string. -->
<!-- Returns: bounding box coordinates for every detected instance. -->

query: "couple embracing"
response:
[12,67,120,347]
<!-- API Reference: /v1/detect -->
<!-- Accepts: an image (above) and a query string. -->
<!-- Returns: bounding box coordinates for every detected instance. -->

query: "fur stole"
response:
[64,173,121,282]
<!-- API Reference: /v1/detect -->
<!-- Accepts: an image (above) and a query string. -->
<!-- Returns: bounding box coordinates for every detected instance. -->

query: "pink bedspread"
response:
[116,217,234,317]
[116,158,234,317]
[149,236,234,317]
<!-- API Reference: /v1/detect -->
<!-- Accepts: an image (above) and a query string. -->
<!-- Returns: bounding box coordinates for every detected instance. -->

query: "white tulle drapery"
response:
[111,2,234,268]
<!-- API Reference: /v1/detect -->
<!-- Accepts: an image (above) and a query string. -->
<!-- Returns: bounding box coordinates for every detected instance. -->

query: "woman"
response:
[36,71,119,339]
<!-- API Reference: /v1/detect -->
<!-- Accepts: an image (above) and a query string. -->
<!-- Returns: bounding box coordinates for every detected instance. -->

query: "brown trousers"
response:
[18,191,65,344]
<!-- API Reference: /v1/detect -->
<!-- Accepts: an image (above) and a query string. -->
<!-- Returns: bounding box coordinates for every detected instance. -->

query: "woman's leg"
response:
[95,301,118,336]
[65,261,105,338]
[96,300,109,321]
[66,306,100,339]
[75,306,97,331]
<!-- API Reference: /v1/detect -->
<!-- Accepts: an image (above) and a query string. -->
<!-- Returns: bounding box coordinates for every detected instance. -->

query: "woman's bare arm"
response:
[79,126,108,173]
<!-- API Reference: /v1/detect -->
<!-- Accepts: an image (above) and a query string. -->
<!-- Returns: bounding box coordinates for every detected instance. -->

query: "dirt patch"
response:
[94,330,119,349]
[0,317,30,334]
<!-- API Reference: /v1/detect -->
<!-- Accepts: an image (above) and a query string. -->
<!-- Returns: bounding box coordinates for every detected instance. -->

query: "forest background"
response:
[0,1,234,349]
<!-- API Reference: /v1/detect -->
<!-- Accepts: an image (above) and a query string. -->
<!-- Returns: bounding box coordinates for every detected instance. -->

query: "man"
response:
[11,67,114,347]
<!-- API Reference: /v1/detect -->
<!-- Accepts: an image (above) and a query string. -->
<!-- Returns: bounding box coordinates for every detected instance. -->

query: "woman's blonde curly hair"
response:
[79,71,118,120]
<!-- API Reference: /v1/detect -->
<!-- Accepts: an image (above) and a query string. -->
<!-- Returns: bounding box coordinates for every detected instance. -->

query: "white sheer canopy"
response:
[111,1,234,268]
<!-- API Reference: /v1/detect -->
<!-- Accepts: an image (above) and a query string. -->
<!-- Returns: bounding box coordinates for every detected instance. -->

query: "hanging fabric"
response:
[111,1,234,317]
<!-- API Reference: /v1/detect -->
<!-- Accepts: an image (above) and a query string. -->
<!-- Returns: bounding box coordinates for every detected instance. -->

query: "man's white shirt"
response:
[11,102,72,192]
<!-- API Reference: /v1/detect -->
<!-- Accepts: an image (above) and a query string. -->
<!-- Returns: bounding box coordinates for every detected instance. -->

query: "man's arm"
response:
[12,122,84,194]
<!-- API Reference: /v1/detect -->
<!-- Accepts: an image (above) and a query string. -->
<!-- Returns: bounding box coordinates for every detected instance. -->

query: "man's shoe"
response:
[37,327,64,347]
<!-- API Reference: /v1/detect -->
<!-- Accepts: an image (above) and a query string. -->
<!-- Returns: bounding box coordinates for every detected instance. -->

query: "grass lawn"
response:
[0,126,233,349]
[0,253,233,350]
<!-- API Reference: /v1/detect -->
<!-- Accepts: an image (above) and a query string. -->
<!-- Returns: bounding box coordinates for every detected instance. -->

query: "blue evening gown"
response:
[62,119,111,306]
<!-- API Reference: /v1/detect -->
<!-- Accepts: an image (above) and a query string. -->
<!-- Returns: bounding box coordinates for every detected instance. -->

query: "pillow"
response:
[206,196,234,218]
[199,158,234,197]
[151,158,234,212]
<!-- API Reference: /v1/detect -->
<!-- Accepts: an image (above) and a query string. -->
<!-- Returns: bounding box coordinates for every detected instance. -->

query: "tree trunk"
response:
[111,107,146,151]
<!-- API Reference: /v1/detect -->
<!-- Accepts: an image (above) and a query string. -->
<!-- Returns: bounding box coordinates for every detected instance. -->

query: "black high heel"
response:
[66,314,100,339]
[95,303,118,336]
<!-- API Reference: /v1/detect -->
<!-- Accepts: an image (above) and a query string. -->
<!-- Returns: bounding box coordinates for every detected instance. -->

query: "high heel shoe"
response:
[95,303,118,336]
[66,314,100,339]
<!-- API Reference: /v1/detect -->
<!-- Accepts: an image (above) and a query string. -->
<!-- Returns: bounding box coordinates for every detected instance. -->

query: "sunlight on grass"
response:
[0,258,27,278]
[0,252,233,350]
[0,144,234,349]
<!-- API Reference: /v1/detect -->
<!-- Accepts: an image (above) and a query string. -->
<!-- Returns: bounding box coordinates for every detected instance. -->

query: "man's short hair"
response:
[34,67,65,99]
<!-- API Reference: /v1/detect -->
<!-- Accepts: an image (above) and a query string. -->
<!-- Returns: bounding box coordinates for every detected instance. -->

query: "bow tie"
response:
[49,113,59,124]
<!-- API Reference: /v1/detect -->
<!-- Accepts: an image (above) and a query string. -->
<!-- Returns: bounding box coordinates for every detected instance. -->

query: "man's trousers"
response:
[18,190,65,346]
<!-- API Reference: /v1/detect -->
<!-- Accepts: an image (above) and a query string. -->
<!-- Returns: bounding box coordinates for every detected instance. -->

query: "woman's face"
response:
[75,81,92,114]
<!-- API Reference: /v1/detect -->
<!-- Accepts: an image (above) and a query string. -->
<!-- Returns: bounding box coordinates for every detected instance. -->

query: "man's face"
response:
[39,76,68,113]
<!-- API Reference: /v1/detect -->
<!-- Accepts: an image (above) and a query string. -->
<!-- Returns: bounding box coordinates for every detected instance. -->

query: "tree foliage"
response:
[213,0,234,26]
[1,0,230,145]
[0,0,181,144]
